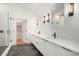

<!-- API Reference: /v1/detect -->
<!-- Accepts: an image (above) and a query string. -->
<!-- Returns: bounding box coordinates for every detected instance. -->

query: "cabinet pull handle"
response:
[61,47,72,52]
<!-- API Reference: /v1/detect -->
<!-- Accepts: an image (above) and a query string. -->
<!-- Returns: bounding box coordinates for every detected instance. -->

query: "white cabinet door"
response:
[44,40,57,56]
[33,36,41,49]
[29,35,39,49]
[56,45,79,56]
[38,38,57,56]
[44,40,56,56]
[37,38,47,55]
[29,36,46,55]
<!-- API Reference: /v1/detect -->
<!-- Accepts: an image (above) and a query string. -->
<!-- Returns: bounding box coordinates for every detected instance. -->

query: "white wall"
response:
[28,3,79,43]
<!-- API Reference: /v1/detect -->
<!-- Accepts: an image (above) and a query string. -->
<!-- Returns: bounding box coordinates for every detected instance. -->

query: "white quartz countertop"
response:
[30,33,79,54]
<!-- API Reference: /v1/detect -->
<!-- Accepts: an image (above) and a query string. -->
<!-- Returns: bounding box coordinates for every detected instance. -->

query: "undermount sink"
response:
[45,36,54,39]
[40,34,55,39]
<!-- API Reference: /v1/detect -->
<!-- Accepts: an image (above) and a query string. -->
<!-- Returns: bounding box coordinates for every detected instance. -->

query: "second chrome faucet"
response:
[52,32,56,38]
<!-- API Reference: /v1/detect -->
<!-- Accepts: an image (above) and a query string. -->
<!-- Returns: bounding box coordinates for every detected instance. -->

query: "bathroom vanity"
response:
[28,32,79,56]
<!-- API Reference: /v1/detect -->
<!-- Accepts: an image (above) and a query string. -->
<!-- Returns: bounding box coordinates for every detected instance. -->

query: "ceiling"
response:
[5,3,56,23]
[7,3,54,10]
[7,3,55,17]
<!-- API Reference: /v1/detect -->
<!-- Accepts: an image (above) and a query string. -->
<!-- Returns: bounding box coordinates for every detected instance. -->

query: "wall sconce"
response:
[68,3,74,16]
[43,16,46,23]
[47,13,50,22]
[36,19,39,25]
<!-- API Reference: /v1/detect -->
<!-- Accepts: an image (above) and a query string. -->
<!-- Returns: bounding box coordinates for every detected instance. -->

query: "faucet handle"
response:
[54,32,56,38]
[52,32,56,38]
[38,31,41,34]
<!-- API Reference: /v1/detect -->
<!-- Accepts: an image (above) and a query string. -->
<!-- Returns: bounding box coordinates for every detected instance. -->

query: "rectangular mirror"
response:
[51,3,64,29]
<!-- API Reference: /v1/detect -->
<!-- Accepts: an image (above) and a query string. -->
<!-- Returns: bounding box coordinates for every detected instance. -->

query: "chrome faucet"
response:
[38,31,41,34]
[52,32,56,38]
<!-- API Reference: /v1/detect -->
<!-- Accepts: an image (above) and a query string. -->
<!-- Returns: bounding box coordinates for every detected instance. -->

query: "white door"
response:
[22,19,27,43]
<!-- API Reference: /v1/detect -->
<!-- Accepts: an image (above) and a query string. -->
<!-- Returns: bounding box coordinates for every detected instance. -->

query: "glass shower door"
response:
[0,9,9,55]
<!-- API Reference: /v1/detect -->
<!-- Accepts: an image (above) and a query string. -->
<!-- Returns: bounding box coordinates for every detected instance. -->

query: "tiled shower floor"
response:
[7,44,43,56]
[0,46,7,56]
